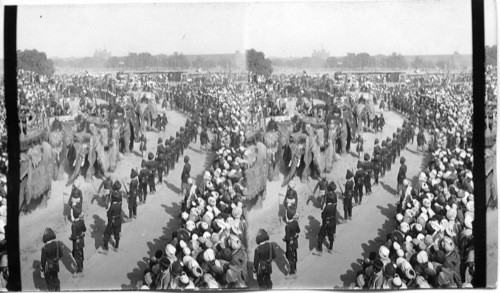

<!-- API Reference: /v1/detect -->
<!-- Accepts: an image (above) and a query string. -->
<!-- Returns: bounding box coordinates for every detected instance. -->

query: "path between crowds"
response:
[246,109,430,289]
[20,109,214,290]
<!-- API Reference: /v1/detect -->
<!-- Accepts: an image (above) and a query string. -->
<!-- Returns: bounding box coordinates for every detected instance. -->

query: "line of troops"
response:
[255,119,417,288]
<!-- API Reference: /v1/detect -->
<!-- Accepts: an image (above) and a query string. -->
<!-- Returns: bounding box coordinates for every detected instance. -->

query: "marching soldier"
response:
[380,140,387,177]
[169,136,176,169]
[101,181,123,254]
[313,174,328,208]
[41,227,63,291]
[397,157,407,198]
[175,132,182,163]
[139,160,150,203]
[283,211,300,279]
[200,127,209,151]
[147,152,157,194]
[362,153,373,195]
[385,138,392,171]
[68,185,83,222]
[181,156,191,197]
[354,162,365,205]
[391,133,398,164]
[164,140,172,176]
[253,229,276,289]
[344,170,354,221]
[139,134,147,158]
[156,138,166,185]
[284,181,298,220]
[372,154,381,185]
[128,168,139,219]
[69,207,86,278]
[313,191,337,255]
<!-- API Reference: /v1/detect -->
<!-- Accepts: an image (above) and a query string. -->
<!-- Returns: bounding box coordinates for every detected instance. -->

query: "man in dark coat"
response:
[362,153,373,195]
[283,211,300,279]
[397,157,407,198]
[70,207,86,278]
[314,192,337,255]
[138,160,150,203]
[156,138,166,185]
[146,152,157,194]
[200,127,209,151]
[344,170,354,221]
[101,181,123,253]
[313,174,328,209]
[164,140,172,175]
[41,227,63,291]
[128,168,139,219]
[354,161,365,205]
[253,229,276,289]
[181,156,191,197]
[68,185,83,221]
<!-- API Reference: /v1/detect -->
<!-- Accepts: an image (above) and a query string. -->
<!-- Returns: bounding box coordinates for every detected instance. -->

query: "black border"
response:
[471,0,486,288]
[1,1,492,290]
[4,5,21,291]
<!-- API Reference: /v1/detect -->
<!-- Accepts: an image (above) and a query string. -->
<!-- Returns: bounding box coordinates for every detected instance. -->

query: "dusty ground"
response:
[19,109,215,290]
[245,108,432,289]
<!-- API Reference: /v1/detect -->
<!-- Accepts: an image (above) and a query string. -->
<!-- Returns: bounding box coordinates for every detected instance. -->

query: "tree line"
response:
[272,52,471,71]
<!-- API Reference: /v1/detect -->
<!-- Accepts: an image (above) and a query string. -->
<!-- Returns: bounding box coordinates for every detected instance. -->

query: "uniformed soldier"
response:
[372,154,381,185]
[156,138,166,184]
[253,229,276,289]
[313,191,337,255]
[344,170,354,221]
[41,227,64,291]
[354,162,365,205]
[284,181,298,220]
[69,207,86,278]
[101,181,123,253]
[68,185,83,221]
[397,157,407,198]
[128,168,139,219]
[181,156,191,197]
[164,140,172,175]
[391,133,398,164]
[169,136,176,169]
[146,152,157,194]
[385,138,392,171]
[313,174,328,208]
[200,127,209,151]
[380,140,387,177]
[140,134,147,158]
[175,132,182,163]
[362,153,373,195]
[139,160,150,203]
[283,211,300,279]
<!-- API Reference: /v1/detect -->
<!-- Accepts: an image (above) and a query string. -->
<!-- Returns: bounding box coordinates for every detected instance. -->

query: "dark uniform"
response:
[156,139,166,184]
[68,185,83,221]
[70,208,86,276]
[164,140,172,175]
[354,162,365,204]
[146,153,157,194]
[175,132,182,163]
[397,157,407,197]
[181,156,191,196]
[316,192,337,254]
[362,153,373,195]
[254,229,276,289]
[129,169,139,218]
[380,141,387,177]
[372,154,381,185]
[283,184,298,219]
[139,161,150,203]
[200,128,209,151]
[385,138,393,171]
[283,218,300,277]
[98,176,113,207]
[169,136,176,170]
[313,177,328,208]
[139,134,147,157]
[41,228,63,291]
[344,170,354,220]
[102,181,123,252]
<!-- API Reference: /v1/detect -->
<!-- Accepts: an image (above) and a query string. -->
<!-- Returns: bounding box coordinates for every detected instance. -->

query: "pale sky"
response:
[0,0,497,58]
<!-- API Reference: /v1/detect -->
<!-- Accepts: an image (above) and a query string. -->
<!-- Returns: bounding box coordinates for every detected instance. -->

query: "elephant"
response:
[19,141,54,213]
[48,119,78,181]
[242,141,268,210]
[281,124,337,187]
[65,122,121,186]
[262,120,291,181]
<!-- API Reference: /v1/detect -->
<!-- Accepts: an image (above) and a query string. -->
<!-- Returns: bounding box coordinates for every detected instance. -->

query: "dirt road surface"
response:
[245,109,430,289]
[20,109,214,290]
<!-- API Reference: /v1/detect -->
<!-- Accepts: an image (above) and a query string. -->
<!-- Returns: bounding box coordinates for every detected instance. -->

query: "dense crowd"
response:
[348,76,475,289]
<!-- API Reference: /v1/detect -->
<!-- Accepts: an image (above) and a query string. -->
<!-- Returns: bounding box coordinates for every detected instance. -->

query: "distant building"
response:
[312,48,330,60]
[94,48,111,60]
